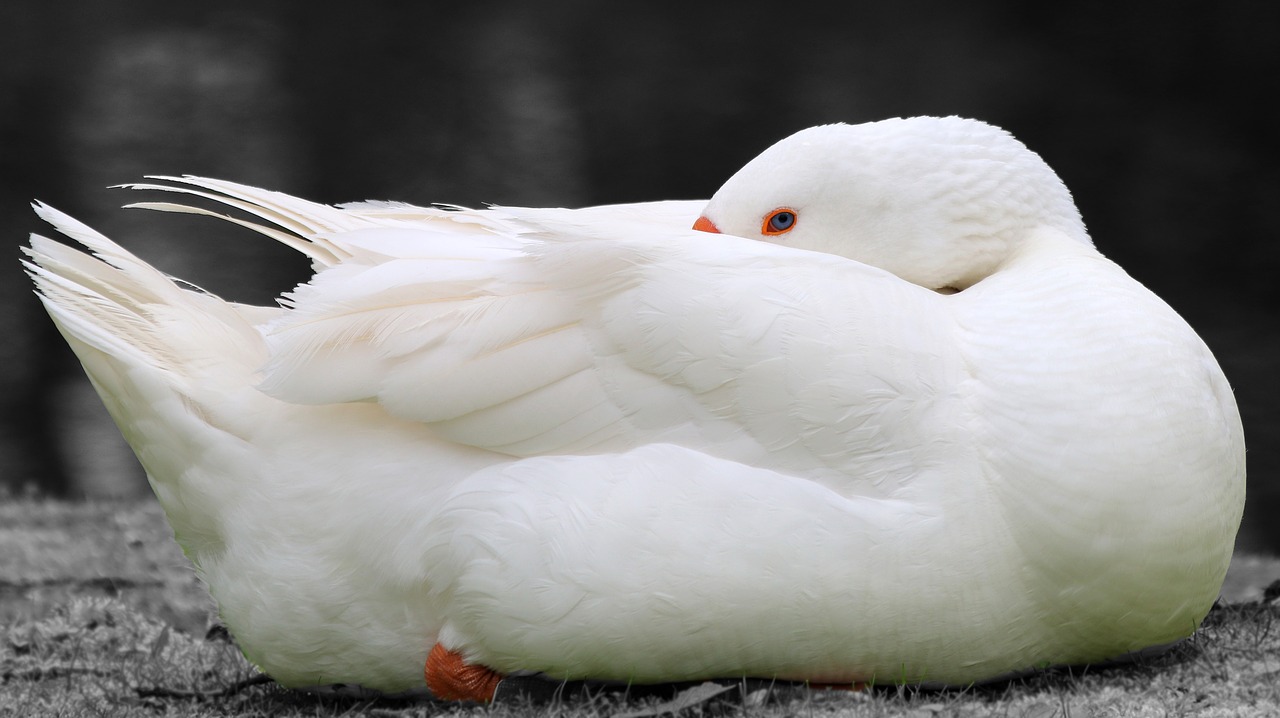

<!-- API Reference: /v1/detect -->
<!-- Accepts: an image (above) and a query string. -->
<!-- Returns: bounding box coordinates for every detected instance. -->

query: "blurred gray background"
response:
[2,2,1276,551]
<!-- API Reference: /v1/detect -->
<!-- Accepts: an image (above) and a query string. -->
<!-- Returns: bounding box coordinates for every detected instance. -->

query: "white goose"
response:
[25,116,1245,701]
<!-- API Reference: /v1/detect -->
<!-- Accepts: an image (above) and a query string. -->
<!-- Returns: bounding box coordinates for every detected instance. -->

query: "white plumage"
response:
[25,117,1244,695]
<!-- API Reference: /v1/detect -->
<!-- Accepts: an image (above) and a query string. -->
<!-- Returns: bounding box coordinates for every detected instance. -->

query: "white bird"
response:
[24,116,1245,701]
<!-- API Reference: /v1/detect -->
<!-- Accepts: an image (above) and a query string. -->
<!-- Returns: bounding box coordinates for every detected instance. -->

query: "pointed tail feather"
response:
[118,175,520,267]
[24,201,269,383]
[120,175,358,267]
[24,202,192,370]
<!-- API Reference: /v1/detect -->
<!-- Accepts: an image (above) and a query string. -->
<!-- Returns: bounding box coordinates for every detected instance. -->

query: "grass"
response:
[2,497,1279,717]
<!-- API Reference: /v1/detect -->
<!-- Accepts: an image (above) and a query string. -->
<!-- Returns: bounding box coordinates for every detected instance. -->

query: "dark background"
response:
[2,2,1276,551]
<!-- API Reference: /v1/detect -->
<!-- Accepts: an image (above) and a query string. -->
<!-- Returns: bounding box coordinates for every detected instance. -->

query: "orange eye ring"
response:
[762,208,797,235]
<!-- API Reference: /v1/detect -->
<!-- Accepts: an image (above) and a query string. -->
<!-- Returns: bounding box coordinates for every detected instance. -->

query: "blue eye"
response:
[763,209,796,235]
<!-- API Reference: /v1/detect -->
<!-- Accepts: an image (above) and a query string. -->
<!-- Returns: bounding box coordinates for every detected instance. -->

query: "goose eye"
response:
[763,208,797,235]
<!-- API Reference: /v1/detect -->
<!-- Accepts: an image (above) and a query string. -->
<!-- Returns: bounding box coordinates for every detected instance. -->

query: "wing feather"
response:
[120,177,960,484]
[258,208,960,482]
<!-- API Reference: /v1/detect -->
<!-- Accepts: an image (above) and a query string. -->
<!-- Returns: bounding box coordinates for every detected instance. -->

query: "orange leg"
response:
[424,643,504,702]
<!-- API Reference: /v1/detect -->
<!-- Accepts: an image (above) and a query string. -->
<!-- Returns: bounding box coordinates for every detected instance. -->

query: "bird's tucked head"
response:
[694,116,1090,291]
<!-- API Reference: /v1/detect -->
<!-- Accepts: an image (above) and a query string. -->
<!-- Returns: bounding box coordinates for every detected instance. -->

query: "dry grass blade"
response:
[613,681,738,718]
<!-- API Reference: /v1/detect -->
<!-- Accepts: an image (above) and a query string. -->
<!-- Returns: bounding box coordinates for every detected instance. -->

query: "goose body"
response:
[25,117,1244,696]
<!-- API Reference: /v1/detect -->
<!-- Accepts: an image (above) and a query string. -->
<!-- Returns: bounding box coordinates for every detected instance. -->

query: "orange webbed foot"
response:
[425,643,503,702]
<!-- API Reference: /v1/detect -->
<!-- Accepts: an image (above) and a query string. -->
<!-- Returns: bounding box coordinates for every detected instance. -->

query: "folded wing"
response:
[136,178,962,485]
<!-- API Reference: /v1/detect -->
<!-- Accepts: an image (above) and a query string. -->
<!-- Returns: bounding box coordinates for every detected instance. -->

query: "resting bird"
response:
[24,116,1245,701]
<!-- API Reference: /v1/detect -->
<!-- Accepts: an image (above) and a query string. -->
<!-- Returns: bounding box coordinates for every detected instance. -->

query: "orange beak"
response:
[692,216,720,233]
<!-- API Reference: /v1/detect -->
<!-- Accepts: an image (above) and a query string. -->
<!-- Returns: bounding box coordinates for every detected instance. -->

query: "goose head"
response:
[694,116,1092,291]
